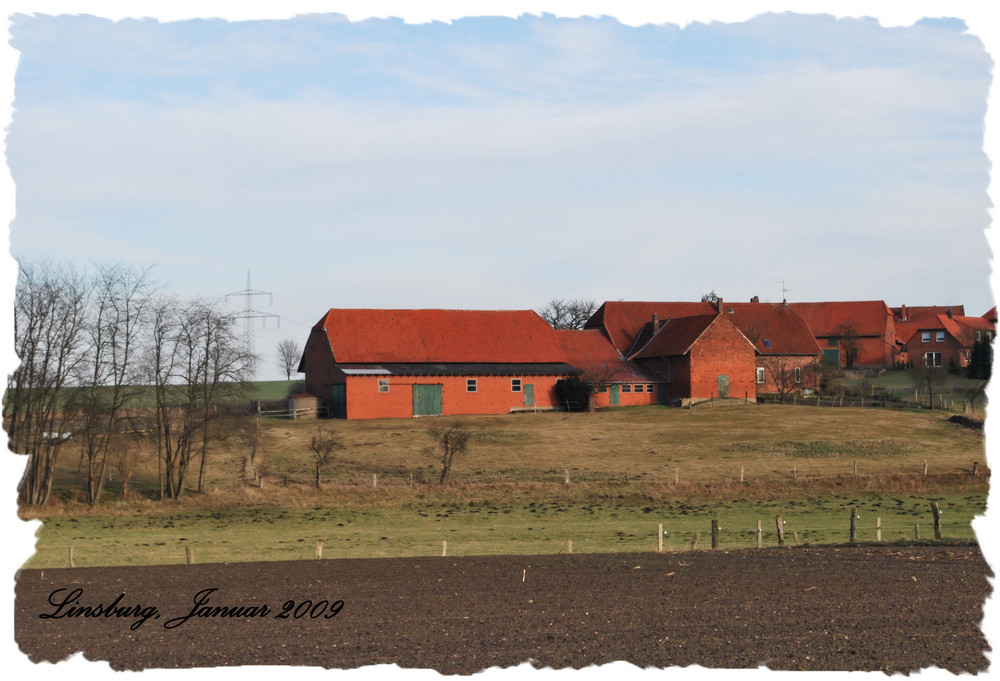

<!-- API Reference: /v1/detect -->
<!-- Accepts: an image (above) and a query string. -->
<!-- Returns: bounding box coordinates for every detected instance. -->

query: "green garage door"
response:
[330,384,347,419]
[413,384,443,417]
[717,374,729,398]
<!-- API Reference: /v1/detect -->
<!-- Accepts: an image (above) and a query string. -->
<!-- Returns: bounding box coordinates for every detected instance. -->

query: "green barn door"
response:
[523,384,534,407]
[717,375,730,398]
[330,384,347,418]
[609,385,620,406]
[413,384,443,417]
[822,348,841,365]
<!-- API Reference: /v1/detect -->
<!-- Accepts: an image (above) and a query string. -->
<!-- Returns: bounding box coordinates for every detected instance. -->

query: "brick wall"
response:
[688,317,756,400]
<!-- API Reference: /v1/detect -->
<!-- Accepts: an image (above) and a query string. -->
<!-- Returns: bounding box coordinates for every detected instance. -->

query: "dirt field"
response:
[14,544,991,674]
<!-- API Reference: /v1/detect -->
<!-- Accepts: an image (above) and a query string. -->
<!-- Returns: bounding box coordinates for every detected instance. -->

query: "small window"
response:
[924,351,942,367]
[646,384,654,393]
[922,332,931,343]
[794,367,802,383]
[511,379,522,392]
[936,331,945,342]
[467,379,477,392]
[621,384,632,393]
[634,384,644,393]
[763,339,772,348]
[828,337,838,347]
[756,367,765,383]
[378,379,390,393]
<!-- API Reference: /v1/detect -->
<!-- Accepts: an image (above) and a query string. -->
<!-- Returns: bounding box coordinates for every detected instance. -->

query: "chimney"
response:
[900,304,907,322]
[750,296,759,304]
[714,297,723,312]
[652,313,659,329]
[947,308,953,319]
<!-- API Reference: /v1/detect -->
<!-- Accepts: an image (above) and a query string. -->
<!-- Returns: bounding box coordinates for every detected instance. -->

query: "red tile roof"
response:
[313,309,568,364]
[787,301,892,337]
[555,329,653,381]
[630,314,720,359]
[585,301,718,352]
[722,302,821,356]
[892,305,966,344]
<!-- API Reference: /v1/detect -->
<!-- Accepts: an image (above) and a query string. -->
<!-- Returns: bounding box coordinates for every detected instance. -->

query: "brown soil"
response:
[14,545,992,674]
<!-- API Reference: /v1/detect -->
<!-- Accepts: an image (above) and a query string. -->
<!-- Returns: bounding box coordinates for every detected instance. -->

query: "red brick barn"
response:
[299,309,579,419]
[627,313,757,403]
[722,300,822,395]
[788,301,898,368]
[555,329,662,407]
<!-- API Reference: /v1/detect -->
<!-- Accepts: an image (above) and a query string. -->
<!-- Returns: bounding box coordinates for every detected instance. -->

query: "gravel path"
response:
[15,545,992,674]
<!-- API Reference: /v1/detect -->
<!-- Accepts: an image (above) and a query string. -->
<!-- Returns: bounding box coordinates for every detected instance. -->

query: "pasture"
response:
[16,402,990,568]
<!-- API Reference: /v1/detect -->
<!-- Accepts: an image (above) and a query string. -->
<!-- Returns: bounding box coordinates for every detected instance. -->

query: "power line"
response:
[226,270,279,377]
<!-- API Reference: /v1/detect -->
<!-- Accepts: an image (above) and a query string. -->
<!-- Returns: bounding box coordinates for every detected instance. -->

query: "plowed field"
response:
[14,545,992,674]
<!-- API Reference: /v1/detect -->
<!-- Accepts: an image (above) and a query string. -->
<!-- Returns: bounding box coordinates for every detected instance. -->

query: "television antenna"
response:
[226,270,280,376]
[777,279,794,304]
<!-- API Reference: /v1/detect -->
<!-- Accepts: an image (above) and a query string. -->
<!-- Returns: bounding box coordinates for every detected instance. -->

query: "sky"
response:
[3,2,997,384]
[1,3,998,680]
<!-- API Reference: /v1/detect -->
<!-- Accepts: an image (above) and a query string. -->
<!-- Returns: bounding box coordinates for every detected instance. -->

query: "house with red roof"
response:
[298,309,580,419]
[787,301,898,368]
[627,313,757,402]
[555,328,662,407]
[893,307,995,369]
[585,298,821,396]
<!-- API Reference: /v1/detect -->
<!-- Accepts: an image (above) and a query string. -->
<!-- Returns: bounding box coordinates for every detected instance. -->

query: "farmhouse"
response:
[628,313,758,402]
[787,301,898,368]
[893,305,995,368]
[298,309,580,419]
[555,328,662,407]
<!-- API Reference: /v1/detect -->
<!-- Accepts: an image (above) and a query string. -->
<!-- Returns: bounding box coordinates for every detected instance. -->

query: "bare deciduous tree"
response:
[7,261,90,506]
[760,357,801,403]
[276,339,302,381]
[832,321,861,369]
[310,426,342,489]
[426,422,472,484]
[538,299,597,330]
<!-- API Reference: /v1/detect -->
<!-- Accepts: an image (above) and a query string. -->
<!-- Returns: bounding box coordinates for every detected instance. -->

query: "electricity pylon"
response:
[226,270,279,377]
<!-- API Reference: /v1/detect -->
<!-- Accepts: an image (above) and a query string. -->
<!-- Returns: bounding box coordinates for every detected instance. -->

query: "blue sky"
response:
[2,2,996,385]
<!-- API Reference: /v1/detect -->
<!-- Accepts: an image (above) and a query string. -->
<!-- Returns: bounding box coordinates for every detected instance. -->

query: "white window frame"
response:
[634,384,644,393]
[924,351,942,367]
[756,367,765,384]
[936,331,945,342]
[511,379,522,392]
[377,379,390,393]
[467,379,477,392]
[621,383,632,393]
[646,384,654,393]
[794,367,802,384]
[921,331,931,343]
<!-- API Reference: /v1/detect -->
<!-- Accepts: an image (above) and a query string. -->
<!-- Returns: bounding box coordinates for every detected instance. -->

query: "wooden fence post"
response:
[674,468,679,485]
[849,507,858,542]
[740,466,744,483]
[690,532,700,550]
[68,546,74,568]
[442,540,447,557]
[315,540,324,560]
[568,539,573,554]
[923,459,928,476]
[711,520,719,549]
[756,520,762,548]
[565,469,570,485]
[658,523,663,553]
[972,461,979,477]
[373,473,378,488]
[876,517,882,542]
[792,531,800,545]
[186,545,194,565]
[853,460,858,477]
[775,516,785,546]
[931,502,942,540]
[915,522,921,540]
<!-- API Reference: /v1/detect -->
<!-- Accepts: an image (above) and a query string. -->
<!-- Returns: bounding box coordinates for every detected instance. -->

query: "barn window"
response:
[756,367,765,383]
[378,379,390,393]
[646,384,654,392]
[511,379,522,392]
[634,384,644,393]
[621,384,632,393]
[794,367,802,383]
[467,379,477,392]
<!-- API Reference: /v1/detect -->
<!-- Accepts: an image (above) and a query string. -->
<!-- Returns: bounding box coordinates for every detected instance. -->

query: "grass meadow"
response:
[16,401,990,568]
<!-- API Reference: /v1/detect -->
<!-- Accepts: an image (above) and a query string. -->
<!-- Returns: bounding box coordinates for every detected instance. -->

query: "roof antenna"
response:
[777,279,794,305]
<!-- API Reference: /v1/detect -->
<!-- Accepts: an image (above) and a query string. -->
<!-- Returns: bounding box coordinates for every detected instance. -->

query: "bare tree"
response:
[426,422,472,483]
[276,339,302,381]
[911,363,949,409]
[760,357,801,403]
[538,299,597,330]
[310,425,342,489]
[7,261,90,506]
[832,321,861,369]
[701,290,719,303]
[956,380,988,415]
[71,264,154,506]
[111,433,142,499]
